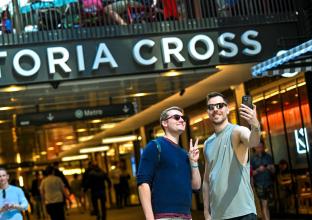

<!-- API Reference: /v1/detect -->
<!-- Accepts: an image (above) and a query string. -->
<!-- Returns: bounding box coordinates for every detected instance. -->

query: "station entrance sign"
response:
[16,102,134,126]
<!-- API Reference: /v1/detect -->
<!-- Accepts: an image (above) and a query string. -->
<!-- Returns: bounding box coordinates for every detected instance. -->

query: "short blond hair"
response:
[159,106,183,131]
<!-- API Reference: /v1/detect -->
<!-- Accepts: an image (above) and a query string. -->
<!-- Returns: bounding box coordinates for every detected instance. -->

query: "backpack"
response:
[152,139,161,161]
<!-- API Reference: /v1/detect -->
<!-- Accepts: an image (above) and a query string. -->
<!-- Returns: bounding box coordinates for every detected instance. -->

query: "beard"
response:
[211,116,227,125]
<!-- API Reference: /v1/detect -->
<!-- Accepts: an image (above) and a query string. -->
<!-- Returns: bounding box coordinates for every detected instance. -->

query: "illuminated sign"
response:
[294,128,310,154]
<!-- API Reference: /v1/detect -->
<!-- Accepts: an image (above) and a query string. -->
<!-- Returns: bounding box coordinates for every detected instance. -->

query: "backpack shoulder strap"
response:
[152,139,161,161]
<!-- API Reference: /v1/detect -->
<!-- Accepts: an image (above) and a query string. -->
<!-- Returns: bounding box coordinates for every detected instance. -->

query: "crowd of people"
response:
[1,0,288,32]
[0,0,182,32]
[0,159,132,220]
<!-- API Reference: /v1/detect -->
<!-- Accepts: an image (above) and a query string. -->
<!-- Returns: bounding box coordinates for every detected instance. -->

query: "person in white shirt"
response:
[40,165,69,220]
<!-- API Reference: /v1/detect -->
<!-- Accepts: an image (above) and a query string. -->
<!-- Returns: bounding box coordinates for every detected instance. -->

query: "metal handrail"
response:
[0,0,298,45]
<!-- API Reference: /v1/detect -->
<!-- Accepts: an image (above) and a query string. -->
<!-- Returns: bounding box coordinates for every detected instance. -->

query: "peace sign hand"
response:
[189,138,199,162]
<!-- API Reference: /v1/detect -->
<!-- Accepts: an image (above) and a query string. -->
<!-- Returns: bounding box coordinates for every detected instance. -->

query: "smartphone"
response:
[242,95,253,109]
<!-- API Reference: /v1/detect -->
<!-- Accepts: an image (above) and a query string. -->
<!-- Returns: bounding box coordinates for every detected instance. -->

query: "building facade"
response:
[0,0,311,216]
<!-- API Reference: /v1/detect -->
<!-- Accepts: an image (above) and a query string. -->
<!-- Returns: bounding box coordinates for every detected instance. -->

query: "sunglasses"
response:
[165,114,186,121]
[2,189,5,199]
[207,103,227,111]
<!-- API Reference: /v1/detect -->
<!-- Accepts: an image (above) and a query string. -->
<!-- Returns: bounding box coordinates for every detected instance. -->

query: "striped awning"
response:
[251,39,312,78]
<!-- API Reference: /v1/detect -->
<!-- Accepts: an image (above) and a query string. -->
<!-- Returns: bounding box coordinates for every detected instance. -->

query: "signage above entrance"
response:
[0,24,298,86]
[16,103,134,126]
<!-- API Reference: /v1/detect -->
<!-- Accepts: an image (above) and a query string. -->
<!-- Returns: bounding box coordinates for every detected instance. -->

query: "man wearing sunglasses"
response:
[0,168,28,220]
[202,92,260,220]
[137,106,201,220]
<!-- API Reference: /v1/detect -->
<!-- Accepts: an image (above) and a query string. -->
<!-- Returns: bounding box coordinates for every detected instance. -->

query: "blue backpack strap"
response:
[152,139,161,161]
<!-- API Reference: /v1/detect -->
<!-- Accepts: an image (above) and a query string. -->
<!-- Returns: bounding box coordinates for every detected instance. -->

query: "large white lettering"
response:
[0,51,7,78]
[13,49,41,77]
[241,30,261,55]
[0,30,263,85]
[188,35,215,60]
[133,39,157,65]
[76,45,85,72]
[92,43,118,69]
[47,47,71,74]
[161,37,185,64]
[218,32,238,58]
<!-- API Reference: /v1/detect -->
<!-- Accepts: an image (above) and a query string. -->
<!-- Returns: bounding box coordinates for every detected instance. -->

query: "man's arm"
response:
[239,104,261,148]
[202,144,211,220]
[138,183,154,220]
[189,138,201,190]
[136,141,159,220]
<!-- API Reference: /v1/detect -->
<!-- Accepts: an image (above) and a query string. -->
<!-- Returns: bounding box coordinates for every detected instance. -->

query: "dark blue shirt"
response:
[136,137,192,215]
[251,152,274,187]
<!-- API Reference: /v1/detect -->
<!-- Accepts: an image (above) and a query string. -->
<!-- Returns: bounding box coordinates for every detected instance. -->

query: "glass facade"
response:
[252,75,312,215]
[185,75,312,215]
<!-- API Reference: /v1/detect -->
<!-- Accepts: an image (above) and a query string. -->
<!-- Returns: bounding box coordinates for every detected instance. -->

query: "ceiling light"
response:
[0,85,26,92]
[131,93,149,97]
[119,142,133,148]
[253,81,306,103]
[106,149,115,156]
[16,153,21,164]
[56,142,63,146]
[91,119,102,123]
[161,70,182,77]
[48,147,54,151]
[0,106,15,111]
[286,85,297,91]
[102,135,137,144]
[298,82,306,87]
[78,135,94,142]
[79,145,110,153]
[101,123,116,130]
[41,151,47,155]
[66,135,74,140]
[62,168,85,176]
[61,145,75,151]
[77,128,87,133]
[19,176,24,187]
[61,154,88,161]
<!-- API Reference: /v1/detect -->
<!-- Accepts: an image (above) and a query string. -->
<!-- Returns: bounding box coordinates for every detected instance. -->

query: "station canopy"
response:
[251,39,312,78]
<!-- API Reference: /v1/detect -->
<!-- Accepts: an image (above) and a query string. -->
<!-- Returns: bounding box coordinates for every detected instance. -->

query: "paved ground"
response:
[30,206,306,220]
[66,206,205,220]
[30,206,204,220]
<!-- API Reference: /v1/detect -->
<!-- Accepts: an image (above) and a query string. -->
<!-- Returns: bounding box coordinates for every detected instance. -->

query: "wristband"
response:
[251,125,260,132]
[191,162,198,168]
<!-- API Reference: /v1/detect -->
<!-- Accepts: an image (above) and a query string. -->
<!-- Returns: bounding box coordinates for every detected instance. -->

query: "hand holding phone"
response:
[242,95,253,109]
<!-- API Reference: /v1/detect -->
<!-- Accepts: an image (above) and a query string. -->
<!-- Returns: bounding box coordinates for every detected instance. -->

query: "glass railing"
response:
[0,0,299,45]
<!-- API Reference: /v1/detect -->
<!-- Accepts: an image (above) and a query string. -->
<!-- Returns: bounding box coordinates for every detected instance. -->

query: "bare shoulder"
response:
[233,125,250,135]
[232,125,251,146]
